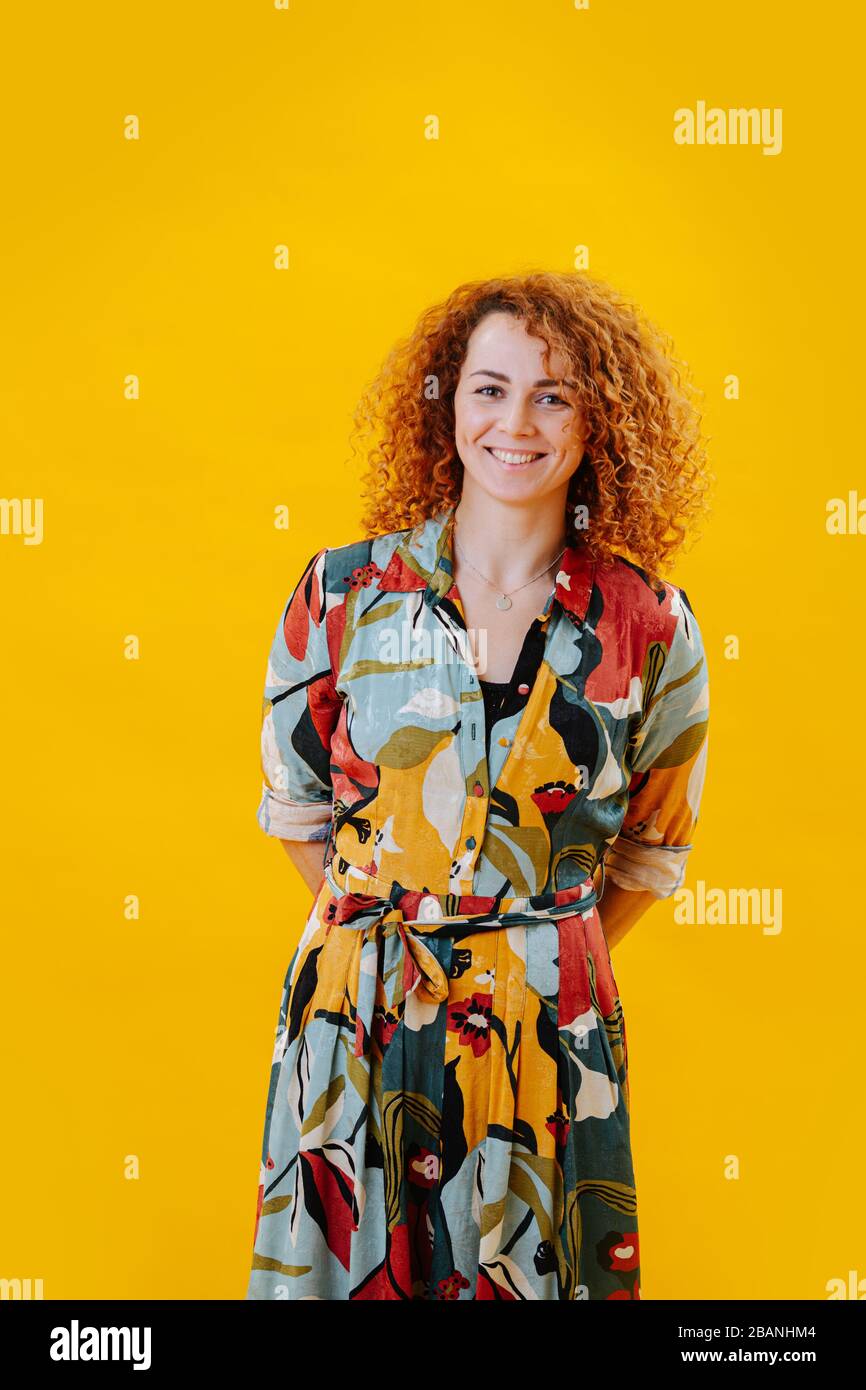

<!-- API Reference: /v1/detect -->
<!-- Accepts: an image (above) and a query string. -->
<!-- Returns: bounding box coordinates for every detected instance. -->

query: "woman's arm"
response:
[279,838,329,896]
[592,865,660,951]
[594,588,709,953]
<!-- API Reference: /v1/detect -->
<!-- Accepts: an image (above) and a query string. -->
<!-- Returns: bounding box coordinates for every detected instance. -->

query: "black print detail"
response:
[548,684,600,770]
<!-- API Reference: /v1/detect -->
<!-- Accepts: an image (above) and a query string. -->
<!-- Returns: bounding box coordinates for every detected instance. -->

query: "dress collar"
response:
[376,503,596,623]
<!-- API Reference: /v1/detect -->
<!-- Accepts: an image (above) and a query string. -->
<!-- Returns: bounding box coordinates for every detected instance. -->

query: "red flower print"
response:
[599,1230,640,1273]
[531,781,578,815]
[436,1269,470,1300]
[407,1144,440,1189]
[344,562,384,591]
[606,1276,640,1300]
[447,993,493,1056]
[545,1109,570,1146]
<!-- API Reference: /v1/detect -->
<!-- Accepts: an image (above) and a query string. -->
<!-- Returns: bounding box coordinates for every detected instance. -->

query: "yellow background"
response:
[2,0,862,1299]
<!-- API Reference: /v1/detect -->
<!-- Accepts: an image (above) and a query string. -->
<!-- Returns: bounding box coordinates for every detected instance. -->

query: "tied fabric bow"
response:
[329,893,455,1006]
[327,882,601,1035]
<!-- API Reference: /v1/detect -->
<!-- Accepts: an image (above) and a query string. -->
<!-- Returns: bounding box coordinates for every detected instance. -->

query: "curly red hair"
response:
[349,270,714,585]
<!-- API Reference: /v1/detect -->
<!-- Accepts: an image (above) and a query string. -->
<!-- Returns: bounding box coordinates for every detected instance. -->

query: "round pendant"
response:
[496,594,512,611]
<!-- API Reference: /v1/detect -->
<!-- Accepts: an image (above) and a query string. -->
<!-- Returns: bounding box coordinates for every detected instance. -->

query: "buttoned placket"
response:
[374,509,596,897]
[434,577,561,895]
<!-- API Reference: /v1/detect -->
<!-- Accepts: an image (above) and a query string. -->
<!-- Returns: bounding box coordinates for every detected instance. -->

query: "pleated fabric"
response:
[245,868,640,1300]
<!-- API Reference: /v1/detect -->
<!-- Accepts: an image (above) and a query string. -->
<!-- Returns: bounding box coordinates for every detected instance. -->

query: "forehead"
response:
[462,311,570,377]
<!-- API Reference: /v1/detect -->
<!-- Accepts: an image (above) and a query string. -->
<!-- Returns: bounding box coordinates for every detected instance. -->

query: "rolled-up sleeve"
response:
[605,588,709,898]
[257,547,342,842]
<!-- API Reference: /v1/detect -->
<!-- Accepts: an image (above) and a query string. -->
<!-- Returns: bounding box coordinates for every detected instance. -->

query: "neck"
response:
[451,480,571,592]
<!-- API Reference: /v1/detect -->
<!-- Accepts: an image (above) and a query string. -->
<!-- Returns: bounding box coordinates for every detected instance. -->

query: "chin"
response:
[470,465,560,507]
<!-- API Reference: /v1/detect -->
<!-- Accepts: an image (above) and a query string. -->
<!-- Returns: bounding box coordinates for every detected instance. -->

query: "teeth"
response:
[488,448,544,464]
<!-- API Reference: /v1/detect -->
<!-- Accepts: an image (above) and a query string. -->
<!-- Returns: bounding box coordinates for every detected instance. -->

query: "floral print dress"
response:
[245,504,709,1300]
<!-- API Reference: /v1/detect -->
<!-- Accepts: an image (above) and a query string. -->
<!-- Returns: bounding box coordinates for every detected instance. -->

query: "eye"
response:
[472,384,572,407]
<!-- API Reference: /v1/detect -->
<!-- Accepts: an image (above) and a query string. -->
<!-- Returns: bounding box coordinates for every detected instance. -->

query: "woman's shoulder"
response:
[316,522,418,597]
[596,550,701,643]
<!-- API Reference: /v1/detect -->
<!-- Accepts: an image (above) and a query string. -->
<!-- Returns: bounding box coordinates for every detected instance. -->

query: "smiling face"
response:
[452,311,587,507]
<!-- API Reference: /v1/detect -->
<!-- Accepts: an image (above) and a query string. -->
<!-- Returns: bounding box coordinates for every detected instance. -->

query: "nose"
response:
[498,394,535,437]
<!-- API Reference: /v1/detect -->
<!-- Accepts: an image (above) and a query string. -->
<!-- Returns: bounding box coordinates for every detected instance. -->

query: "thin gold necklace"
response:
[453,526,567,611]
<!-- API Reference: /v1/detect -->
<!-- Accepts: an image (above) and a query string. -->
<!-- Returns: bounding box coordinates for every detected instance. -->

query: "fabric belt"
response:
[320,860,600,1016]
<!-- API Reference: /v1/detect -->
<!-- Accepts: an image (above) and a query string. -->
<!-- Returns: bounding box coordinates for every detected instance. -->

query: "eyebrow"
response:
[469,369,577,391]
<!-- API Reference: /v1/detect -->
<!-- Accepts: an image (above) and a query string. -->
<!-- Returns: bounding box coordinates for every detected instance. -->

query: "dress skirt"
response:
[245,866,640,1301]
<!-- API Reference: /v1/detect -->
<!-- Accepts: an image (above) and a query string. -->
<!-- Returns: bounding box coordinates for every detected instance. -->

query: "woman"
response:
[245,271,711,1301]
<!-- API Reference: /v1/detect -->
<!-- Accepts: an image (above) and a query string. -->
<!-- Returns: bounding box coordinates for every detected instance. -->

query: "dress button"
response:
[517,682,530,695]
[498,736,510,747]
[473,782,484,797]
